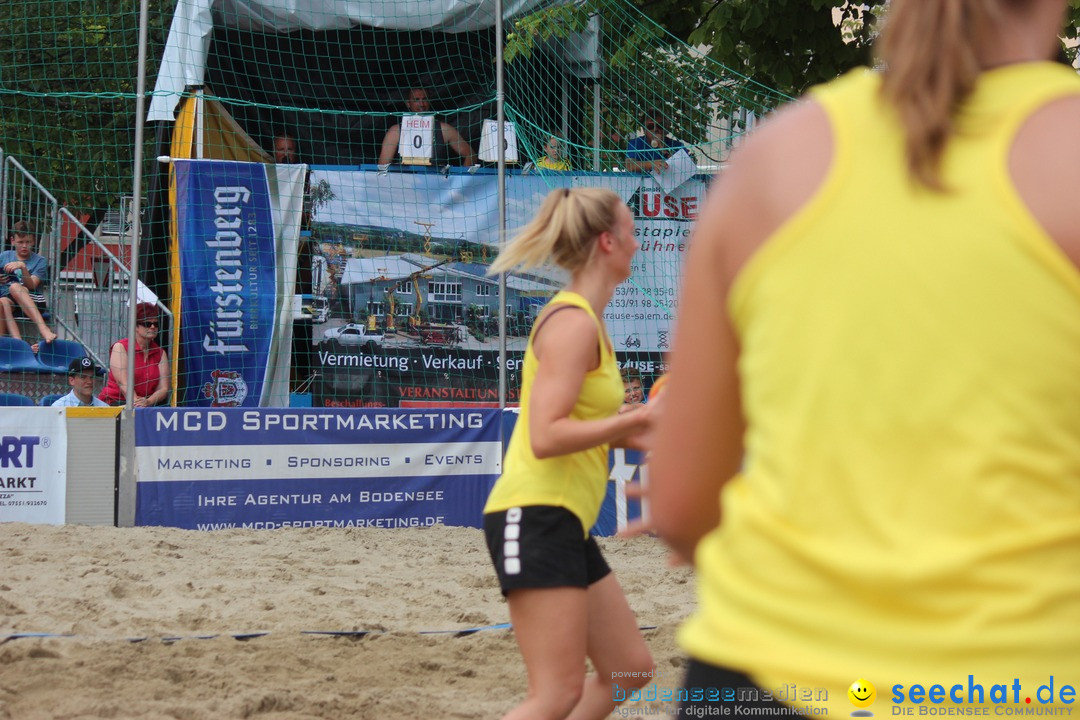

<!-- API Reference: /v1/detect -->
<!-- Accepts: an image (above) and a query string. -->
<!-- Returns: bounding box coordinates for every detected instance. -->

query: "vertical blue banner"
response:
[175,160,302,406]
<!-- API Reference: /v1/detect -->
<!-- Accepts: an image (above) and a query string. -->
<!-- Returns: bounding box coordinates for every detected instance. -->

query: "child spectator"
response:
[0,221,57,345]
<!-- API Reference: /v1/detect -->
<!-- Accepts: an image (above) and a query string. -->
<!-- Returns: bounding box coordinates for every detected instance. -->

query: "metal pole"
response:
[48,203,60,308]
[593,83,601,172]
[126,0,152,411]
[195,88,205,159]
[496,0,508,409]
[561,75,570,139]
[0,148,8,242]
[593,15,602,171]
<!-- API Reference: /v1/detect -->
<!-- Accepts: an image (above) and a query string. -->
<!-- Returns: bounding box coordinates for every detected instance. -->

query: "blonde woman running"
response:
[484,187,656,720]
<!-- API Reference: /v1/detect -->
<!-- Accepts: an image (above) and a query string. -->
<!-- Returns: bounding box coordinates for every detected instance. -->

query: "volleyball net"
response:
[0,0,788,407]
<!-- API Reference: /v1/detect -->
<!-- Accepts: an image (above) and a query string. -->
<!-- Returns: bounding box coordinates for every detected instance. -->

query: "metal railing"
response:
[0,148,173,400]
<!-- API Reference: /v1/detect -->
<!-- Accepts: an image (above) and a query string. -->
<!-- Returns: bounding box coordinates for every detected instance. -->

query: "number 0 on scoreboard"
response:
[399,114,435,165]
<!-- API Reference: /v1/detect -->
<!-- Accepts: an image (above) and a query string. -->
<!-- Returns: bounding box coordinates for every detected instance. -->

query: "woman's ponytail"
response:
[488,188,621,275]
[877,0,999,190]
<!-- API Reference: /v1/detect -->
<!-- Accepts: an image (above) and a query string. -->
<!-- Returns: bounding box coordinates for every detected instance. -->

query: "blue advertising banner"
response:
[134,408,502,530]
[134,407,641,535]
[174,159,303,407]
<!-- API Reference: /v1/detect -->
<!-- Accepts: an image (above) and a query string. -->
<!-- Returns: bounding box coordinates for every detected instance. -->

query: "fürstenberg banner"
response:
[174,159,304,407]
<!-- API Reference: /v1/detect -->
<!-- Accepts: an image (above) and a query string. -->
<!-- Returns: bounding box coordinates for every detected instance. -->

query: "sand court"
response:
[0,523,692,718]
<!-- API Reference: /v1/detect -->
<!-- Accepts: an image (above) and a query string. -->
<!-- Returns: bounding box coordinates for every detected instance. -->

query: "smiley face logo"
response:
[848,678,876,712]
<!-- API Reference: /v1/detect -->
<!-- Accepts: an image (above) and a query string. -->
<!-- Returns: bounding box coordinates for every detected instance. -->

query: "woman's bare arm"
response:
[528,308,649,459]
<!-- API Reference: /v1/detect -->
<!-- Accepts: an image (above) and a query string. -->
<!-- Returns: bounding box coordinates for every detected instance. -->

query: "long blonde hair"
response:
[876,0,1007,190]
[487,188,622,275]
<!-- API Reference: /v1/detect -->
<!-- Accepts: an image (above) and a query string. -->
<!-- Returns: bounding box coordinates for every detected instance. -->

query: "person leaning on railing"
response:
[623,110,685,174]
[99,302,170,407]
[377,87,477,167]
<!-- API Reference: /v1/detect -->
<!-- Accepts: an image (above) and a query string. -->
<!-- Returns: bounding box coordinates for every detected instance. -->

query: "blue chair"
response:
[0,337,55,373]
[0,392,36,406]
[39,393,66,407]
[36,338,91,374]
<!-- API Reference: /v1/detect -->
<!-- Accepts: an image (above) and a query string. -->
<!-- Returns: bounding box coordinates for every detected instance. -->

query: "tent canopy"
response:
[149,0,596,124]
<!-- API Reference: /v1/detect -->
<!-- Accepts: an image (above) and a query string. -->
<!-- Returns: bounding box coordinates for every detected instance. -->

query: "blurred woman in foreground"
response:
[650,0,1080,715]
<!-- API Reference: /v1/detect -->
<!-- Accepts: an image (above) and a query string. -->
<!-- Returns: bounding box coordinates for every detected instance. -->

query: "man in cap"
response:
[52,356,108,407]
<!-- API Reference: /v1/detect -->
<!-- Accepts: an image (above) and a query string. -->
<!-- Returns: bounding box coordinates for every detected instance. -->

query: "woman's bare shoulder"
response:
[1010,93,1080,266]
[699,98,834,283]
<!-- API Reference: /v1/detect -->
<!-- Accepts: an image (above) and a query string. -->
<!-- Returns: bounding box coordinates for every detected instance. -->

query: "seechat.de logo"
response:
[850,678,877,717]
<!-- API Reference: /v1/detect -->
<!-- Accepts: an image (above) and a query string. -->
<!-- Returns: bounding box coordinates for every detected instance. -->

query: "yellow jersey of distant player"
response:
[484,290,622,535]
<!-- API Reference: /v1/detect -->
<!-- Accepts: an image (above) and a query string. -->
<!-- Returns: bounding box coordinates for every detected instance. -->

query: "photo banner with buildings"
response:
[302,168,704,407]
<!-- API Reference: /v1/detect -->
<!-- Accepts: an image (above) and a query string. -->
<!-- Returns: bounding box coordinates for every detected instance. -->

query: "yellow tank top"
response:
[483,290,623,535]
[681,64,1080,714]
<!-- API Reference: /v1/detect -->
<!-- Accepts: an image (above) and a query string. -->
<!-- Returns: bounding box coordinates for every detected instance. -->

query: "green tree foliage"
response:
[683,0,1080,100]
[0,0,175,216]
[309,179,336,221]
[2,0,1078,218]
[508,0,1080,130]
[504,0,790,168]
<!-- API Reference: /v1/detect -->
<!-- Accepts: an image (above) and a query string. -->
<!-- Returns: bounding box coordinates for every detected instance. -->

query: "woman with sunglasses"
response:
[99,302,170,407]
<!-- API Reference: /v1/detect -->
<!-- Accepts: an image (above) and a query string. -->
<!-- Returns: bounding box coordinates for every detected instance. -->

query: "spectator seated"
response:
[0,392,36,406]
[0,336,56,373]
[39,392,65,406]
[36,339,90,374]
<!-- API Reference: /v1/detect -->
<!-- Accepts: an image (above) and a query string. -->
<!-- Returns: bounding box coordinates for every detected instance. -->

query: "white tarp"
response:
[149,0,585,122]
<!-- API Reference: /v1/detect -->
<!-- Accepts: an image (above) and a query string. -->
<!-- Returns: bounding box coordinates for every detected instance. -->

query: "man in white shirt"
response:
[52,356,108,407]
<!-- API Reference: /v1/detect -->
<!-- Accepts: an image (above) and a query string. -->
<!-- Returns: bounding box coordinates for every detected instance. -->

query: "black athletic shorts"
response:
[675,660,794,717]
[1,283,47,315]
[483,505,611,595]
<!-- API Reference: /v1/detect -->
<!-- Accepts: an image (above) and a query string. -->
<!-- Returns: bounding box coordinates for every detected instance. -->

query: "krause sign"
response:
[0,408,66,524]
[134,408,501,530]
